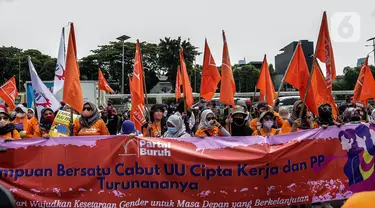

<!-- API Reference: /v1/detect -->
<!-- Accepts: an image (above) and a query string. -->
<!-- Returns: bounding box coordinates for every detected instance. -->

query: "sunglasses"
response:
[0,116,9,121]
[206,117,215,121]
[83,107,93,111]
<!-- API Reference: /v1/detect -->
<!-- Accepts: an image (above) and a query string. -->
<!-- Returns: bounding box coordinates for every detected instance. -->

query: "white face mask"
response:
[16,113,25,118]
[263,121,273,129]
[0,120,7,128]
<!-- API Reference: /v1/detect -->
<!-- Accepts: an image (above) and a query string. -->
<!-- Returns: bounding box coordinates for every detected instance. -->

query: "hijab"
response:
[163,114,189,138]
[341,107,360,124]
[80,102,100,128]
[198,110,215,130]
[290,100,310,129]
[38,108,54,134]
[317,103,334,126]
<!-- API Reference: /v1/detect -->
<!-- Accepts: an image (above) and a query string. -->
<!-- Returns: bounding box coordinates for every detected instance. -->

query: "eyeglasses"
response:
[83,107,93,111]
[0,116,9,121]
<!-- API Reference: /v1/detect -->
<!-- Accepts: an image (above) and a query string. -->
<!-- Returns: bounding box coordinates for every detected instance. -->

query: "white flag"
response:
[28,57,61,120]
[53,27,66,95]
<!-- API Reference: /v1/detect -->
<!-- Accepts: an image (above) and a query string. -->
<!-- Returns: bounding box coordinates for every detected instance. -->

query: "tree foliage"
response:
[158,37,201,86]
[233,64,260,92]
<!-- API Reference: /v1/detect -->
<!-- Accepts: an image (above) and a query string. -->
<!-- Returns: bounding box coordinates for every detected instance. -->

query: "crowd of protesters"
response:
[1,95,374,141]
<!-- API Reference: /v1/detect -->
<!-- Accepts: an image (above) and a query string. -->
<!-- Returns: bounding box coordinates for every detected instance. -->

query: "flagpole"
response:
[274,41,301,108]
[137,40,152,124]
[298,56,316,119]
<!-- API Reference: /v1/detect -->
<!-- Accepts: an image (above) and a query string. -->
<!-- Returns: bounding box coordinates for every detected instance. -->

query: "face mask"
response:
[16,113,25,118]
[263,121,273,129]
[233,118,245,126]
[167,127,177,134]
[47,115,55,122]
[0,120,7,128]
[281,115,289,120]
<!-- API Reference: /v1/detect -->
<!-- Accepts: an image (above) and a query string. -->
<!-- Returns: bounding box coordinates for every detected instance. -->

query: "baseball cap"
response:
[0,105,9,118]
[259,111,274,121]
[232,105,247,116]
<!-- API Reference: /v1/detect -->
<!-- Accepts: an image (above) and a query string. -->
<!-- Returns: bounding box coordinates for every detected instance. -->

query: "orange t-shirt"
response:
[195,127,222,137]
[249,112,284,131]
[0,129,21,140]
[252,128,280,136]
[25,117,38,138]
[74,119,110,136]
[143,123,162,137]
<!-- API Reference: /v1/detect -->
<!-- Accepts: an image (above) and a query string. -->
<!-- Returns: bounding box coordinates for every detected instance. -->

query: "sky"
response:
[1,0,375,75]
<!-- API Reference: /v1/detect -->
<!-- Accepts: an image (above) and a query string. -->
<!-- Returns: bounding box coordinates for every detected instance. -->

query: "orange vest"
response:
[25,117,39,138]
[195,127,222,137]
[143,123,162,137]
[252,128,280,136]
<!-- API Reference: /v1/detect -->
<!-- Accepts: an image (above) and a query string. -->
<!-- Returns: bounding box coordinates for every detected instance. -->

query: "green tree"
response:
[158,37,200,86]
[0,47,56,91]
[233,64,260,92]
[79,41,159,93]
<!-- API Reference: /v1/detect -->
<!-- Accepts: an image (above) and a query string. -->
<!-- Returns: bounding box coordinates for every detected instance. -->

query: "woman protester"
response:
[0,105,21,140]
[143,104,167,137]
[25,108,39,138]
[12,104,28,137]
[107,107,119,135]
[195,109,231,138]
[33,108,55,138]
[252,111,280,136]
[120,120,142,138]
[316,103,342,128]
[74,102,109,136]
[341,107,363,124]
[163,114,191,138]
[249,102,284,131]
[281,100,314,133]
[226,106,253,136]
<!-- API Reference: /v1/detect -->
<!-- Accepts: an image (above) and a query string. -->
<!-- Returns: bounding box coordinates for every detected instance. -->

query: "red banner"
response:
[0,124,374,207]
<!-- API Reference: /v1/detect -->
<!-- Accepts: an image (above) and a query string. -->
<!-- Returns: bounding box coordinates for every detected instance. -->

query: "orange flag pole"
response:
[298,56,316,119]
[274,42,300,108]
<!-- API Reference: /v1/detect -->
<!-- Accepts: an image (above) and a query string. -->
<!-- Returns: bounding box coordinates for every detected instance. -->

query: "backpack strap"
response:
[11,130,13,138]
[203,130,211,137]
[287,119,293,127]
[257,130,261,136]
[275,129,280,135]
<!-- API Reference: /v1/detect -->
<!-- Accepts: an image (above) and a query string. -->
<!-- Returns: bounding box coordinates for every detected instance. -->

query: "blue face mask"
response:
[167,127,177,134]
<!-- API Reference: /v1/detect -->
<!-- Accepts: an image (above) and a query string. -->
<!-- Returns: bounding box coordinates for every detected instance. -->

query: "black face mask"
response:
[351,116,361,122]
[233,118,245,126]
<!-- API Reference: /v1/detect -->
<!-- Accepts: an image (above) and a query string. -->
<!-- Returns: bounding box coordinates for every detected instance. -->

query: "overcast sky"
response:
[1,0,374,75]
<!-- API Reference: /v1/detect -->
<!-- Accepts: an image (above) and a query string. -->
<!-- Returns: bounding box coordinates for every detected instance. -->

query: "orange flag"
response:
[0,77,18,110]
[219,31,236,107]
[179,48,194,108]
[311,60,338,118]
[353,57,367,103]
[129,77,146,131]
[200,39,221,102]
[98,69,114,93]
[358,57,375,102]
[284,43,318,115]
[315,11,336,91]
[130,40,147,131]
[63,23,84,113]
[256,55,276,106]
[175,65,183,101]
